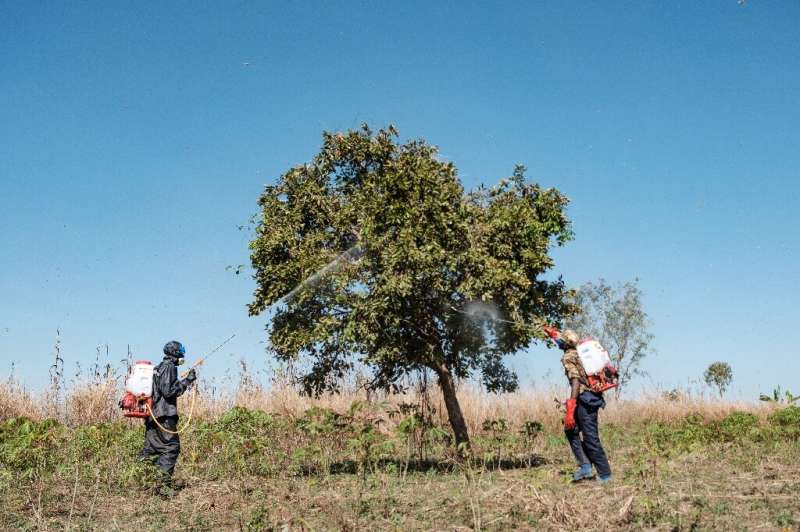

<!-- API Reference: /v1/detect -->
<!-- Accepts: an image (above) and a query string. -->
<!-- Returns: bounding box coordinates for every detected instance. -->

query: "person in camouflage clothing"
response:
[557,329,612,483]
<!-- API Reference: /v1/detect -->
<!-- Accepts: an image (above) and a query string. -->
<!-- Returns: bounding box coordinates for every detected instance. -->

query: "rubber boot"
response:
[572,463,594,482]
[599,474,612,484]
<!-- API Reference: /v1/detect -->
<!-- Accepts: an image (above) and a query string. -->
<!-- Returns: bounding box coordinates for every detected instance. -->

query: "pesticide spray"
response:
[280,245,363,303]
[451,302,619,393]
[451,301,540,331]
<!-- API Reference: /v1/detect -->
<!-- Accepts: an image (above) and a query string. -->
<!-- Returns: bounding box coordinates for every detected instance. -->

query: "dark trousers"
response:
[139,416,181,477]
[565,391,611,477]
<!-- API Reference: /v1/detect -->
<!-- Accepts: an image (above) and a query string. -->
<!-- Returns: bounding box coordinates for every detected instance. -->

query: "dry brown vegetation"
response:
[1,371,799,531]
[0,370,767,431]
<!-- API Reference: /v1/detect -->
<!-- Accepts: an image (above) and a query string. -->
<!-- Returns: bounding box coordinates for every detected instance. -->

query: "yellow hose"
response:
[144,383,198,435]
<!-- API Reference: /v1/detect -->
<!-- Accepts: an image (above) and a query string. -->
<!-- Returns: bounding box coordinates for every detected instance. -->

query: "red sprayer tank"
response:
[119,360,154,418]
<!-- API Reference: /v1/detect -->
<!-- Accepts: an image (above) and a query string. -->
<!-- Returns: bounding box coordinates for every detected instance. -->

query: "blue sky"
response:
[1,1,798,399]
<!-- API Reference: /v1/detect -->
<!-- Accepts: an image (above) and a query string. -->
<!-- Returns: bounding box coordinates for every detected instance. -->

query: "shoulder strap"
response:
[151,360,168,399]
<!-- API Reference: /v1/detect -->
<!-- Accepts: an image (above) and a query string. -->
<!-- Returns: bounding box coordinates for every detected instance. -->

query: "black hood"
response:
[163,340,184,360]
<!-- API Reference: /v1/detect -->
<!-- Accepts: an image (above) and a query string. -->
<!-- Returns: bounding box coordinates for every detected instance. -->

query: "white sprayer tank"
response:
[125,361,154,397]
[576,339,611,375]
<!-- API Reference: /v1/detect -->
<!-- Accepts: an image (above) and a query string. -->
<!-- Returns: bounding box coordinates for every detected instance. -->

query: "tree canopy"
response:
[249,125,574,445]
[564,279,654,397]
[704,361,733,398]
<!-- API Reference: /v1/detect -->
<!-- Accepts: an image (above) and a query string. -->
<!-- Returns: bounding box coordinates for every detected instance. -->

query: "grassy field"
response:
[2,378,799,531]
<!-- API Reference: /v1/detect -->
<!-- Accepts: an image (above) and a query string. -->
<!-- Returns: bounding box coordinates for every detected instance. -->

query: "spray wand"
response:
[180,333,237,379]
[141,334,238,436]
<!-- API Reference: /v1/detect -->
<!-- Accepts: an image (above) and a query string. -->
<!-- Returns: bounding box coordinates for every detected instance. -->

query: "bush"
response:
[767,406,800,441]
[189,407,292,478]
[646,414,713,455]
[72,421,139,461]
[217,405,278,435]
[717,412,760,442]
[768,406,800,428]
[0,417,66,477]
[645,409,800,454]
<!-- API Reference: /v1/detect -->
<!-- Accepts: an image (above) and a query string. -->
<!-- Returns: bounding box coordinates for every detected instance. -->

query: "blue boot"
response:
[572,463,594,482]
[598,474,612,484]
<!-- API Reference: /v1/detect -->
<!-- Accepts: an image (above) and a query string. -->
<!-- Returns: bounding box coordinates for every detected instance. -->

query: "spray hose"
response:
[144,383,198,435]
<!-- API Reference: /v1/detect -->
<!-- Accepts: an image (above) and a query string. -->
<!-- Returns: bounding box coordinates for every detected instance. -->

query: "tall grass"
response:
[0,368,773,433]
[6,332,771,430]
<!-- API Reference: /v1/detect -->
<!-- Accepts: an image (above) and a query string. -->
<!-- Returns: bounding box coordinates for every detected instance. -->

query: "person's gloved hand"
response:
[543,325,560,341]
[185,369,197,384]
[564,398,577,430]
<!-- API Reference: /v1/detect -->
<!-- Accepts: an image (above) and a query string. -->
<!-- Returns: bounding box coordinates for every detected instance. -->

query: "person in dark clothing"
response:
[556,330,612,483]
[139,341,196,494]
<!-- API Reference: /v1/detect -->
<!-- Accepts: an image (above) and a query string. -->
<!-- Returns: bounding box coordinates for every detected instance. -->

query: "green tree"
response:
[704,361,733,398]
[564,279,653,398]
[248,125,574,446]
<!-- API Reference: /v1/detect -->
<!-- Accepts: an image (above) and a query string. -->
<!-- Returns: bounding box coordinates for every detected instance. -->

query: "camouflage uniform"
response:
[561,348,590,395]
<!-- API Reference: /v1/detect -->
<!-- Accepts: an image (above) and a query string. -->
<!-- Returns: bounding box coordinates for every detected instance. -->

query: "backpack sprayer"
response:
[541,325,618,393]
[451,306,618,393]
[119,334,237,427]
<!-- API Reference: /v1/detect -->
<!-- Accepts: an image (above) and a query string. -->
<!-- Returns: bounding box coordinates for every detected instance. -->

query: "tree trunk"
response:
[433,362,470,448]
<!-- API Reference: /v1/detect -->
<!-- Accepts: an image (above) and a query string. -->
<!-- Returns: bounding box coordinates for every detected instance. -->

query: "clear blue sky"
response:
[1,1,798,399]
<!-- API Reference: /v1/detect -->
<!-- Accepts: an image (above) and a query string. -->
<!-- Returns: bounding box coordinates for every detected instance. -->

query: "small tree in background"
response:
[564,279,654,398]
[759,386,799,405]
[248,125,575,447]
[704,362,733,398]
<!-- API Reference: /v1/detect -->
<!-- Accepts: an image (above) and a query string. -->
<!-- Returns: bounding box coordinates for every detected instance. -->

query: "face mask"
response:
[176,357,185,366]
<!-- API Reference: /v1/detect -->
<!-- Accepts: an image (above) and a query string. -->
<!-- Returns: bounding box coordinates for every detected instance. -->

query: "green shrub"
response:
[717,411,760,442]
[768,406,800,427]
[646,414,713,455]
[520,420,543,440]
[217,406,277,435]
[72,422,139,461]
[481,419,508,434]
[766,406,800,441]
[118,458,163,490]
[186,407,300,479]
[0,417,66,478]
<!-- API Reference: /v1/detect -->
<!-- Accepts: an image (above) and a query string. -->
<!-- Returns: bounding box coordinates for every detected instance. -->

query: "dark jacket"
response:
[150,358,190,418]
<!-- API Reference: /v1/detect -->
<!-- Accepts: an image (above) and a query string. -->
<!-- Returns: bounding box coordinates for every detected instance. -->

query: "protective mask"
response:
[176,357,185,366]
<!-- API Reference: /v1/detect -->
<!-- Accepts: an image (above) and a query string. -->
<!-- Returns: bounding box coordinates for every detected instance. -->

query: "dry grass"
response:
[3,366,772,447]
[0,377,43,421]
[66,379,120,425]
[1,371,798,531]
[0,374,773,431]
